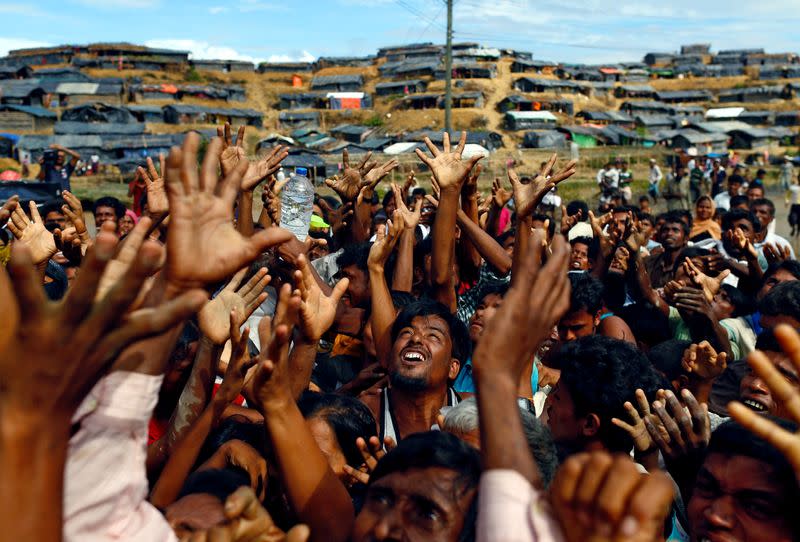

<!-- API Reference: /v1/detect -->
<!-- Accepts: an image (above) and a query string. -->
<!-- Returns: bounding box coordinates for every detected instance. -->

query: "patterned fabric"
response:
[456,263,511,324]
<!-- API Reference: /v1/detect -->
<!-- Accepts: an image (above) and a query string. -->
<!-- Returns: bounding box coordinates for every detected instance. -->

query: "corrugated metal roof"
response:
[506,111,558,121]
[54,122,146,135]
[310,74,364,87]
[55,82,100,95]
[0,104,56,118]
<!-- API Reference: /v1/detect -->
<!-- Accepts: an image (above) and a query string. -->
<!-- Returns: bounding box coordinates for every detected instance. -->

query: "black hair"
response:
[759,281,800,320]
[755,328,784,353]
[370,431,481,542]
[570,235,599,261]
[411,187,427,197]
[297,392,378,468]
[44,260,68,301]
[381,189,395,208]
[177,467,251,502]
[553,336,664,453]
[751,197,776,217]
[321,195,341,210]
[720,283,755,318]
[722,208,761,234]
[566,200,589,221]
[496,228,516,247]
[390,298,471,364]
[672,245,712,274]
[336,242,371,272]
[477,282,509,301]
[755,169,767,178]
[728,174,744,185]
[567,273,604,315]
[199,418,268,466]
[93,196,126,219]
[40,201,64,218]
[636,211,654,224]
[764,260,800,283]
[390,290,418,310]
[661,210,690,236]
[729,195,750,210]
[615,302,672,349]
[647,339,692,382]
[531,212,556,238]
[706,419,800,533]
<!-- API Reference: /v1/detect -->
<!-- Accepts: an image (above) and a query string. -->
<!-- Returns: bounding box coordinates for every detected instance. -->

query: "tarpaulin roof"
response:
[0,104,56,118]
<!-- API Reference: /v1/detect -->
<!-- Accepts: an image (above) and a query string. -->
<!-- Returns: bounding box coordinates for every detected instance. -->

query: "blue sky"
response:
[2,0,799,65]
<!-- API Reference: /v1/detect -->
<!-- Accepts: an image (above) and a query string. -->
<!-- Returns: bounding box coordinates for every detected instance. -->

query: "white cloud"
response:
[267,51,316,63]
[0,37,52,57]
[0,3,47,16]
[208,6,228,14]
[145,39,316,64]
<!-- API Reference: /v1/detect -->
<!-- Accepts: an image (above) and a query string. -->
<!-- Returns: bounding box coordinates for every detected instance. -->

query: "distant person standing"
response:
[37,144,80,192]
[648,159,662,202]
[618,161,633,204]
[787,173,800,237]
[664,165,689,210]
[781,156,794,191]
[710,159,726,196]
[597,161,618,205]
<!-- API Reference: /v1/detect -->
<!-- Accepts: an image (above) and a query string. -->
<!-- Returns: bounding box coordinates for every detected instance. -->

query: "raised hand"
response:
[550,451,674,542]
[0,195,19,228]
[163,133,293,290]
[491,177,513,208]
[294,254,348,342]
[401,170,417,194]
[728,325,800,482]
[560,205,582,235]
[588,210,615,258]
[242,145,289,192]
[368,210,405,270]
[672,286,713,319]
[391,183,422,230]
[463,163,481,197]
[7,201,56,265]
[342,436,397,485]
[682,341,727,381]
[137,155,169,215]
[682,258,730,302]
[198,267,271,345]
[325,149,377,202]
[61,190,91,246]
[645,389,710,461]
[414,132,483,192]
[251,284,301,412]
[214,311,256,406]
[763,242,792,266]
[508,153,577,218]
[177,486,310,542]
[218,123,247,178]
[95,218,156,302]
[611,389,658,454]
[362,158,399,192]
[317,198,353,235]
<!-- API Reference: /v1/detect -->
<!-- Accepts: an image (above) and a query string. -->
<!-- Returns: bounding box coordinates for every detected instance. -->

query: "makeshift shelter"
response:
[444,62,496,79]
[705,107,745,121]
[450,92,483,108]
[643,53,675,66]
[401,94,440,110]
[329,124,376,144]
[61,103,135,124]
[671,130,728,154]
[125,105,164,123]
[374,80,427,96]
[54,82,124,107]
[776,111,800,127]
[255,134,295,152]
[0,79,47,106]
[556,126,606,148]
[0,104,56,131]
[620,101,674,115]
[575,111,634,126]
[0,133,19,158]
[504,111,558,131]
[497,95,573,115]
[614,84,656,99]
[513,77,581,94]
[278,93,328,110]
[278,111,320,129]
[383,142,424,155]
[522,130,567,149]
[738,111,773,125]
[635,115,675,131]
[728,128,775,149]
[54,122,145,135]
[327,92,371,110]
[654,90,712,104]
[129,84,179,101]
[282,151,327,180]
[310,75,363,92]
[510,59,558,74]
[717,85,785,103]
[315,56,375,69]
[190,59,254,73]
[403,130,503,151]
[162,105,262,127]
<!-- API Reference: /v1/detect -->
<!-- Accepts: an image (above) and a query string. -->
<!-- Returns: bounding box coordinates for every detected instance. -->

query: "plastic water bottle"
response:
[279,167,314,241]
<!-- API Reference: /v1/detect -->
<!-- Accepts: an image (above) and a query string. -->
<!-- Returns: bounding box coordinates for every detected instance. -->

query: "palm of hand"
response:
[147,177,169,214]
[199,291,245,344]
[429,154,470,189]
[220,146,246,178]
[167,193,260,286]
[330,169,362,201]
[300,289,335,340]
[242,158,278,192]
[22,221,56,264]
[493,187,512,207]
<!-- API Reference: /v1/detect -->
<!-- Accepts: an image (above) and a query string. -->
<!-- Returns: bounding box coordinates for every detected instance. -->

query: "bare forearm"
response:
[150,403,220,508]
[237,190,255,237]
[369,265,397,365]
[0,419,69,542]
[263,401,354,542]
[289,335,319,399]
[486,204,502,235]
[351,197,372,243]
[474,375,540,486]
[457,210,511,275]
[459,195,482,271]
[511,217,532,286]
[432,189,459,287]
[392,230,414,292]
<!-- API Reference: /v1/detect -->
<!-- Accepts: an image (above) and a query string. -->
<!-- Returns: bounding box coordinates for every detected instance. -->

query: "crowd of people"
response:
[3,123,800,542]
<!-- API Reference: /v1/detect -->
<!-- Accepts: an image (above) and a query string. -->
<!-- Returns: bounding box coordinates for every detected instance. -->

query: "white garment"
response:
[649,165,663,185]
[713,192,731,211]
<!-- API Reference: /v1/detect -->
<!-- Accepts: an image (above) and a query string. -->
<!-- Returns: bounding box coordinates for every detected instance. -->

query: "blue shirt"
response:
[453,357,539,396]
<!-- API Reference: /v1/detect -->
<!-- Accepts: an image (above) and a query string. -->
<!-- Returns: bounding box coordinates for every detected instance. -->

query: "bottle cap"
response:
[295,167,308,176]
